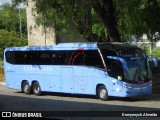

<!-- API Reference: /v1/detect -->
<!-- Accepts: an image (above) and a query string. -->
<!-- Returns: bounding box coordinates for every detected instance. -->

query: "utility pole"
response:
[18,6,22,38]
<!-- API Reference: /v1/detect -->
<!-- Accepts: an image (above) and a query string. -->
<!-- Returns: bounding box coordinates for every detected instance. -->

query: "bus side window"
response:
[84,50,104,69]
[68,50,84,65]
[24,52,35,64]
[5,51,15,64]
[40,52,52,65]
[110,61,123,79]
[52,51,68,65]
[15,52,26,64]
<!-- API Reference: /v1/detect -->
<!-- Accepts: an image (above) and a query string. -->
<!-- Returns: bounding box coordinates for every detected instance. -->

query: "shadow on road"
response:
[0,94,160,111]
[15,90,160,102]
[0,94,160,119]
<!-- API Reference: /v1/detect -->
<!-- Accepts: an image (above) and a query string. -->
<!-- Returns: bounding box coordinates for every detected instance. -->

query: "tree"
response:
[141,0,160,40]
[0,29,27,59]
[116,0,160,42]
[14,0,120,42]
[92,0,121,42]
[0,3,27,35]
[0,3,28,59]
[14,0,160,43]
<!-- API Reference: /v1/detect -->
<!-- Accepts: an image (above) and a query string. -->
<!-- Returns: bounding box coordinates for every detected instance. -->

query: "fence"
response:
[131,42,156,53]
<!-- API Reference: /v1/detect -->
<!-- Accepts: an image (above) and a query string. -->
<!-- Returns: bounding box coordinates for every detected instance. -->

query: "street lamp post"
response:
[18,6,22,38]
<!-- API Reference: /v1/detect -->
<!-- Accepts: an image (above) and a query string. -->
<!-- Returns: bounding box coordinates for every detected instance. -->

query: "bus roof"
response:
[5,42,141,52]
[5,42,98,51]
[98,42,142,52]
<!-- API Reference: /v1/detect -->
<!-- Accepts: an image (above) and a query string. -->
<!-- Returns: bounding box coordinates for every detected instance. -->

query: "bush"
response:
[141,46,149,54]
[150,48,160,59]
[149,48,160,74]
[141,47,160,74]
[0,29,27,60]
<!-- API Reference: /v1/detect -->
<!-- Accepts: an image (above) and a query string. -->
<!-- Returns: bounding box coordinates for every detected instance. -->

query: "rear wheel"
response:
[32,82,41,96]
[97,85,109,101]
[22,81,31,95]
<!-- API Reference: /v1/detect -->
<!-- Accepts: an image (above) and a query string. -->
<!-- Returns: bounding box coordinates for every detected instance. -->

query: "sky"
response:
[0,0,11,5]
[0,0,26,8]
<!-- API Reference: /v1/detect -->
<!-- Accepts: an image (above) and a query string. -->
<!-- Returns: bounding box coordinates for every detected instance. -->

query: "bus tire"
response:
[22,81,31,95]
[98,85,109,101]
[33,82,41,96]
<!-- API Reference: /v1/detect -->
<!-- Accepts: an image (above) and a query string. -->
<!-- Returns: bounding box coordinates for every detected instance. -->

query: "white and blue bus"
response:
[4,42,155,100]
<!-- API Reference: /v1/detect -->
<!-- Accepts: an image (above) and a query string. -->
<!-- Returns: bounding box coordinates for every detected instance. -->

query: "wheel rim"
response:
[24,84,29,93]
[34,85,40,94]
[100,89,107,98]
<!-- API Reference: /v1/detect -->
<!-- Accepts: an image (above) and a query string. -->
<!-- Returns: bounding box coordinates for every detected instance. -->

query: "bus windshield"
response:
[120,50,152,83]
[101,49,152,83]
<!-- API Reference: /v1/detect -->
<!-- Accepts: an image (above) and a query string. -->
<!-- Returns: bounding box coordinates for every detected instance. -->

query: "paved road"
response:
[0,85,160,119]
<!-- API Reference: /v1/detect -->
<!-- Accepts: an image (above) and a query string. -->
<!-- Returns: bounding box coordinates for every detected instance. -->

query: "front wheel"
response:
[32,82,41,96]
[97,85,109,101]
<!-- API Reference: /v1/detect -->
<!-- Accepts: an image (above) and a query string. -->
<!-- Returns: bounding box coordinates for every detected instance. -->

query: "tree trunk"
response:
[92,0,121,42]
[26,0,56,46]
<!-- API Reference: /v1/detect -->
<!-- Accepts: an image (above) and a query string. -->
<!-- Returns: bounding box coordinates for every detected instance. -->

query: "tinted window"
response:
[5,51,15,64]
[5,51,68,65]
[68,50,104,68]
[100,49,117,56]
[52,51,68,65]
[5,50,104,68]
[68,50,84,65]
[84,50,104,68]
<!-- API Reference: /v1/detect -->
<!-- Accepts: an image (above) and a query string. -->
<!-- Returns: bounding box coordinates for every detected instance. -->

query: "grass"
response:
[146,47,160,59]
[0,60,3,67]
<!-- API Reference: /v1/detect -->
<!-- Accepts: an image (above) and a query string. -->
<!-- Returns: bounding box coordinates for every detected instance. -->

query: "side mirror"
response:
[148,55,158,69]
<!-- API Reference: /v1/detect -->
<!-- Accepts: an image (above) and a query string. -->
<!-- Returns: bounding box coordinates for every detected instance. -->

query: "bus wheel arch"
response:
[32,81,41,96]
[96,84,109,101]
[21,80,31,95]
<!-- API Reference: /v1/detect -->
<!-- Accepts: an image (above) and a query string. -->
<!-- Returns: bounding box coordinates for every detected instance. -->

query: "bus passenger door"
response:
[68,48,88,94]
[110,61,123,91]
[72,66,89,94]
[61,67,74,93]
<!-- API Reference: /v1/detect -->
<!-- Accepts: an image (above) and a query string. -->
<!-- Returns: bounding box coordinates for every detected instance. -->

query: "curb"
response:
[151,94,160,96]
[0,82,5,86]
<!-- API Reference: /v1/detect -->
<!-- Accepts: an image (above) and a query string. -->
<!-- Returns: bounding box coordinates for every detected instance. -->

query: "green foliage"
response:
[34,0,94,41]
[0,3,27,35]
[14,0,160,42]
[141,46,160,59]
[141,46,149,54]
[0,30,27,60]
[0,3,28,60]
[91,8,108,41]
[116,0,160,40]
[149,48,160,59]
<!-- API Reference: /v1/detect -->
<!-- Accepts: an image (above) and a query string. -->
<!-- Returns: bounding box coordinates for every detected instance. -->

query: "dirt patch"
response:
[0,67,4,82]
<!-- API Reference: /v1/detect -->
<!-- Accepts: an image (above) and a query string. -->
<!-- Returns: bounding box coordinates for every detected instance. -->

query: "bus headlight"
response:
[118,76,122,80]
